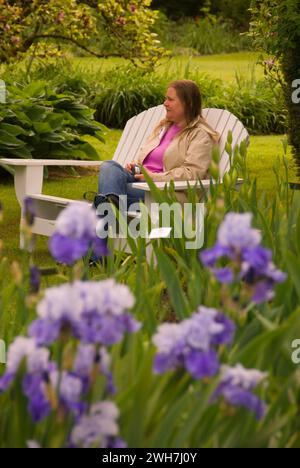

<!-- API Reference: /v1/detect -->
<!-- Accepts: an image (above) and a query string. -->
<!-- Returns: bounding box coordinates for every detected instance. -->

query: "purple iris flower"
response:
[153,307,235,379]
[214,364,267,419]
[49,202,109,265]
[200,212,286,304]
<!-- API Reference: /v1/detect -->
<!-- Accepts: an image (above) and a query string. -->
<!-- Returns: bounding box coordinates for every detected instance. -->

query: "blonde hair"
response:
[154,79,219,143]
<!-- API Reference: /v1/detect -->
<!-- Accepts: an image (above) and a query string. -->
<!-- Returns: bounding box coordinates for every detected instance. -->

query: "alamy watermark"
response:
[291,339,300,364]
[96,197,205,249]
[0,79,6,103]
[0,339,6,364]
[292,79,300,104]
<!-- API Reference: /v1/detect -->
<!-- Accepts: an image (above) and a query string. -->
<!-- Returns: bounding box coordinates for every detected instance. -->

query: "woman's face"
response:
[164,87,186,125]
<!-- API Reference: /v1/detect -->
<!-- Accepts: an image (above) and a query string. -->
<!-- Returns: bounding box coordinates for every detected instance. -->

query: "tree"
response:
[97,0,167,68]
[151,0,250,28]
[249,0,300,169]
[0,0,167,69]
[151,0,205,19]
[212,0,251,29]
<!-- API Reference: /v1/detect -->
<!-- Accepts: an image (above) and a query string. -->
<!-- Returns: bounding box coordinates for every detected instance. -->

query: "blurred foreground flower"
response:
[29,265,41,294]
[70,402,126,448]
[200,212,286,303]
[153,306,235,379]
[214,364,267,420]
[29,279,140,346]
[0,279,140,445]
[49,202,109,264]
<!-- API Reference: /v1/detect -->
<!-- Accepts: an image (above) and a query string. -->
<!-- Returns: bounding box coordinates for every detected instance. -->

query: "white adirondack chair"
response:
[0,106,249,252]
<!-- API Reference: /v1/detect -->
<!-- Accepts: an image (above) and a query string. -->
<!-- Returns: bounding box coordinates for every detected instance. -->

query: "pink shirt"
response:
[143,124,181,173]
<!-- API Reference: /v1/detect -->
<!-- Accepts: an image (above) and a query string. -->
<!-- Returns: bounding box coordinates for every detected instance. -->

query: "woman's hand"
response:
[125,162,135,173]
[134,166,153,181]
[125,162,153,181]
[134,173,145,181]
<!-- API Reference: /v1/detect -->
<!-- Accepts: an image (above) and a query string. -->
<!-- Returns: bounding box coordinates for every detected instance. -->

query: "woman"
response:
[96,79,219,210]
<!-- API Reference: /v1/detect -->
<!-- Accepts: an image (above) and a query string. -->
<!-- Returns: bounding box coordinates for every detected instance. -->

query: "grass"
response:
[0,131,298,267]
[1,52,264,85]
[247,135,298,187]
[73,52,264,83]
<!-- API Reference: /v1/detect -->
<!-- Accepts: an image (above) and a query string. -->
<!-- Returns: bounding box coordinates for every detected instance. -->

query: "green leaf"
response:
[0,130,26,148]
[32,122,53,134]
[9,146,33,158]
[0,123,29,136]
[25,106,47,121]
[22,81,47,98]
[155,249,190,319]
[76,142,99,160]
[284,251,300,301]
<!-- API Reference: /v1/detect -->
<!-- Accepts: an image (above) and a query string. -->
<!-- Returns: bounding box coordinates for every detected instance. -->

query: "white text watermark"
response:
[0,79,6,103]
[292,79,300,104]
[95,197,205,249]
[0,339,6,364]
[291,339,300,364]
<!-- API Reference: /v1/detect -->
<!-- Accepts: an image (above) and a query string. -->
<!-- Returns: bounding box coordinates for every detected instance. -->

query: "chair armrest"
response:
[0,158,103,167]
[130,178,243,192]
[130,179,212,192]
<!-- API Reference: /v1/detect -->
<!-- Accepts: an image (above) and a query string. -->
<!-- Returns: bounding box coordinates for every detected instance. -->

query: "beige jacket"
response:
[137,116,219,183]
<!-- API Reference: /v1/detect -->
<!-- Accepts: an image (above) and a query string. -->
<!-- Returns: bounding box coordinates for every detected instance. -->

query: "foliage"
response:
[88,65,286,134]
[97,0,168,69]
[154,15,251,55]
[249,0,300,166]
[249,0,300,56]
[152,0,251,28]
[0,0,166,70]
[212,0,251,29]
[0,0,95,62]
[1,56,286,134]
[203,72,286,135]
[151,0,207,19]
[92,66,165,128]
[0,80,105,160]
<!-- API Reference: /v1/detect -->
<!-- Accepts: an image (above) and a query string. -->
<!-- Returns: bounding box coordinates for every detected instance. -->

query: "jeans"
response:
[98,160,145,210]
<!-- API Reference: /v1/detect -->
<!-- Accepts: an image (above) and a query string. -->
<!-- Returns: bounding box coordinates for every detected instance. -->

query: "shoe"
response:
[93,194,108,210]
[107,193,120,209]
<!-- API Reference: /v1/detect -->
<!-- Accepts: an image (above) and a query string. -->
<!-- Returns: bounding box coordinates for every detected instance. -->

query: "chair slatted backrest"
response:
[112,105,249,176]
[203,108,249,175]
[113,105,166,166]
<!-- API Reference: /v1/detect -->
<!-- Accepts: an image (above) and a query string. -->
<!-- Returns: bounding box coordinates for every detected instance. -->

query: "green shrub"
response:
[202,74,287,135]
[92,66,167,128]
[2,59,100,98]
[90,66,286,134]
[153,14,251,55]
[152,0,251,29]
[2,60,286,135]
[175,18,251,55]
[0,81,105,161]
[152,0,206,19]
[211,0,251,29]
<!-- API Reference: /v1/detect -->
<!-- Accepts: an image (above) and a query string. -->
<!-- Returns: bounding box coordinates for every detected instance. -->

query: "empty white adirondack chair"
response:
[0,106,249,251]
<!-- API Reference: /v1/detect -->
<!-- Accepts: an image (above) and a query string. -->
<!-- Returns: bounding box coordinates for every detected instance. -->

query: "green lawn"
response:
[1,51,264,84]
[0,131,297,267]
[73,52,263,82]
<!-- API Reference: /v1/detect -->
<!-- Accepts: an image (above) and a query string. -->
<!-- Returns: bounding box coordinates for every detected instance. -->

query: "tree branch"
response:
[27,34,124,59]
